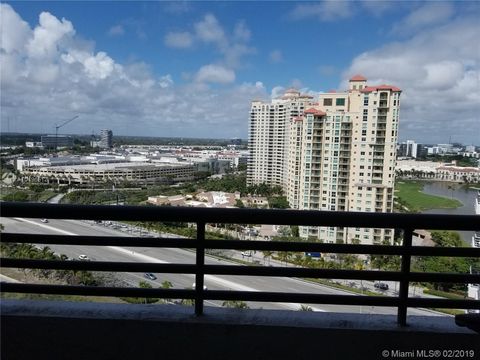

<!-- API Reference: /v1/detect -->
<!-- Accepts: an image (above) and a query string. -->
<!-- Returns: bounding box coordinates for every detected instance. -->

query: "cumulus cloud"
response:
[108,25,125,36]
[391,2,454,35]
[164,31,194,48]
[194,64,235,84]
[269,50,283,63]
[342,15,480,144]
[234,20,251,42]
[289,1,353,21]
[0,4,265,138]
[194,13,226,46]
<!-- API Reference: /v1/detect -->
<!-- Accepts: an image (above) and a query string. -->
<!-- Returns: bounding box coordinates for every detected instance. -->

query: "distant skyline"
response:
[1,1,479,144]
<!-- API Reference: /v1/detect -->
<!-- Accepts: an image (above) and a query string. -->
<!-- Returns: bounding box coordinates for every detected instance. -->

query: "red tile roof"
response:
[349,74,367,82]
[361,84,401,93]
[304,108,326,116]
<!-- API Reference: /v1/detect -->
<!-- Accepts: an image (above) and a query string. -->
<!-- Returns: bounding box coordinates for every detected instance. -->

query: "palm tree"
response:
[263,250,273,265]
[221,300,249,309]
[161,280,173,303]
[299,304,313,311]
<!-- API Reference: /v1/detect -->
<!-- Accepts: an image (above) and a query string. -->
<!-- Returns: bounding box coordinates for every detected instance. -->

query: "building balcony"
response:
[1,202,479,359]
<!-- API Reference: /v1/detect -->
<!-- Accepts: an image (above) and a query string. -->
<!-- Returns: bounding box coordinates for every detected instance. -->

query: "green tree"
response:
[222,300,249,309]
[235,199,245,208]
[268,196,289,209]
[263,250,273,265]
[299,304,313,311]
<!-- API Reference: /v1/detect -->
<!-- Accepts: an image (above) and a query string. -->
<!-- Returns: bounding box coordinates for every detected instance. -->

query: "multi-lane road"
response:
[1,216,444,316]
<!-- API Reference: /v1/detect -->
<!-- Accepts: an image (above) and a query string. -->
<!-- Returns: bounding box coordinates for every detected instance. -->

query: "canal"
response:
[421,182,478,244]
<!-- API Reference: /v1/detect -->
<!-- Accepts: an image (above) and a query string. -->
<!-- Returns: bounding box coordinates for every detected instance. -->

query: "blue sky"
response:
[1,1,479,144]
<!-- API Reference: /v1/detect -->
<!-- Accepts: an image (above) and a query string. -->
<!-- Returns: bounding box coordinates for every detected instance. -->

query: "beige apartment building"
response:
[248,75,401,245]
[247,89,314,189]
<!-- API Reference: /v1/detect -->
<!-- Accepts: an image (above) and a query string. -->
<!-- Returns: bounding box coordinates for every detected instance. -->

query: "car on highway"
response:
[241,251,252,257]
[374,282,389,290]
[41,219,49,223]
[144,273,157,280]
[78,254,90,261]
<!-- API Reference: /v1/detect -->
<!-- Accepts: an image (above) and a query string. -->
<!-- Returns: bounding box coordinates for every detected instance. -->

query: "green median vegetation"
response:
[394,181,462,212]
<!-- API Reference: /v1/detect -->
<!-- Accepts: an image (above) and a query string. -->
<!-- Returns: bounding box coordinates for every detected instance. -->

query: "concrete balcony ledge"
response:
[2,300,479,360]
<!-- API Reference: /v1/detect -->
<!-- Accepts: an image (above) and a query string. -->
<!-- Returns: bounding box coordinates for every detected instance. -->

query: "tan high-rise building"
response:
[248,75,401,245]
[247,89,314,188]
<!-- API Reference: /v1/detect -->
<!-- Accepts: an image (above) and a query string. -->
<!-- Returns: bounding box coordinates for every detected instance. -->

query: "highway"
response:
[0,216,444,316]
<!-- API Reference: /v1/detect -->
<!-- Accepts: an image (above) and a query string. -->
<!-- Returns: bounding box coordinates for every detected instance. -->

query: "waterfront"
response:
[421,182,478,244]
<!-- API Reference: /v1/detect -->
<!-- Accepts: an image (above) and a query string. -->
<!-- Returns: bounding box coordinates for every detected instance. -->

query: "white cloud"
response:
[269,50,283,63]
[108,25,125,36]
[0,5,265,138]
[342,15,480,144]
[360,0,395,17]
[164,31,194,48]
[271,86,285,99]
[0,3,31,53]
[194,64,235,84]
[194,13,226,46]
[165,13,255,70]
[26,11,74,60]
[234,20,251,42]
[158,74,174,88]
[290,1,353,21]
[391,3,454,35]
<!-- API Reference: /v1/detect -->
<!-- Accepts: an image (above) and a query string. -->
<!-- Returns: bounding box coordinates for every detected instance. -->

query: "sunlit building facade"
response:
[248,75,402,245]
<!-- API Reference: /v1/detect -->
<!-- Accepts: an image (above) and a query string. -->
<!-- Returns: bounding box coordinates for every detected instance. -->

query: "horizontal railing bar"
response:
[1,282,397,306]
[406,298,480,310]
[1,233,197,248]
[3,283,478,309]
[205,240,480,257]
[2,202,479,230]
[207,291,480,309]
[203,266,480,283]
[3,233,479,258]
[408,272,480,283]
[3,259,477,284]
[0,282,195,299]
[0,258,197,274]
[201,290,400,306]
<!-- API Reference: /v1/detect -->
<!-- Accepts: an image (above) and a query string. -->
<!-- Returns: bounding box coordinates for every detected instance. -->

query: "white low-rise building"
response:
[22,162,195,185]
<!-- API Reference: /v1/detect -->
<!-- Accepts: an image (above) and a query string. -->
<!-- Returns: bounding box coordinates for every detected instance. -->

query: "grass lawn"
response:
[394,181,462,212]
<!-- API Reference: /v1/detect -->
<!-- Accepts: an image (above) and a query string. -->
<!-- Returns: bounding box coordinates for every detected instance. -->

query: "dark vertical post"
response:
[195,221,206,316]
[398,228,413,326]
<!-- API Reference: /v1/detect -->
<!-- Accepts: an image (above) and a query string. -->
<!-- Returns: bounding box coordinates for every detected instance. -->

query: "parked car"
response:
[374,282,389,290]
[78,254,90,261]
[144,273,157,280]
[41,219,49,223]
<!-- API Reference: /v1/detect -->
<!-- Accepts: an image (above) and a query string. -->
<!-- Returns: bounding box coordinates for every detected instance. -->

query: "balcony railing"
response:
[1,201,479,327]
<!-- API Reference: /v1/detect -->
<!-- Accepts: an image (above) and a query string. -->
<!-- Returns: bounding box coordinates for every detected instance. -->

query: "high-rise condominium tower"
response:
[247,76,401,245]
[100,129,113,149]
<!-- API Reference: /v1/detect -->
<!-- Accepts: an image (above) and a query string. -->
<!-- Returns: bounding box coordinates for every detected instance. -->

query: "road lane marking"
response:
[11,219,325,311]
[14,218,78,236]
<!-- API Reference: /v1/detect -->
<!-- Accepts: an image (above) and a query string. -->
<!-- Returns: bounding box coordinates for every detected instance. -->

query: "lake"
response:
[420,182,478,245]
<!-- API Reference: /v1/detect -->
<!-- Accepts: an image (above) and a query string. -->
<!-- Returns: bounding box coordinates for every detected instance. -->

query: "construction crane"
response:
[55,115,79,151]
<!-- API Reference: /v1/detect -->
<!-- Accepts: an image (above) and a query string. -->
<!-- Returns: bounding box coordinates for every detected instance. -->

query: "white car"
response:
[41,219,49,223]
[78,254,90,261]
